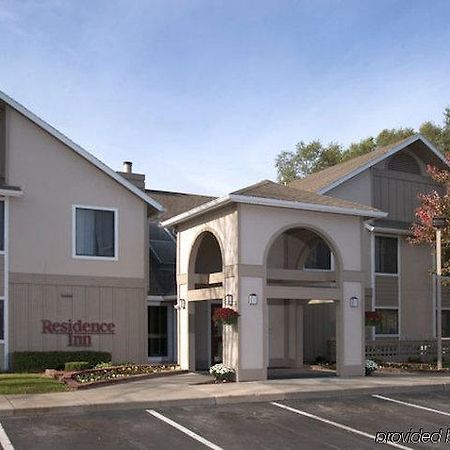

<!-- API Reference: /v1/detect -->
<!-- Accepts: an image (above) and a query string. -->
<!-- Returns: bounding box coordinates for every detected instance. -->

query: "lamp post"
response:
[433,216,447,370]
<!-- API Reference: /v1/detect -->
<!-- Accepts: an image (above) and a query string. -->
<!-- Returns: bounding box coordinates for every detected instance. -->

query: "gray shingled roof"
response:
[288,136,414,193]
[232,179,382,213]
[147,189,215,221]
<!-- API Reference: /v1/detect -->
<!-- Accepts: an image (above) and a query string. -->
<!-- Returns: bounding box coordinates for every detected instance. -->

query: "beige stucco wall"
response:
[239,204,362,271]
[6,106,147,278]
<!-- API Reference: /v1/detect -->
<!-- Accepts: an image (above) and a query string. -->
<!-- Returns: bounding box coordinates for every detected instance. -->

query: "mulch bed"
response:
[45,365,188,390]
[379,362,450,374]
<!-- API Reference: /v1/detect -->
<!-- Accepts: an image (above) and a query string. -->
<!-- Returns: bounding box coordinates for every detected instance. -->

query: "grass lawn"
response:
[0,374,67,395]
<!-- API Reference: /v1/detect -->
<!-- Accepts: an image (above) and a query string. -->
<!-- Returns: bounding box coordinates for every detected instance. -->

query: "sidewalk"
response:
[1,372,450,416]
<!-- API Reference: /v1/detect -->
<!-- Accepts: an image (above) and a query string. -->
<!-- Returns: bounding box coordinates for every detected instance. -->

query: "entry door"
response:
[211,304,223,365]
[148,305,169,361]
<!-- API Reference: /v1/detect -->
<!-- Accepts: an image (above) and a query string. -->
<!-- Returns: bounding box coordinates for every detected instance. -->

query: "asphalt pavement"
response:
[3,391,450,449]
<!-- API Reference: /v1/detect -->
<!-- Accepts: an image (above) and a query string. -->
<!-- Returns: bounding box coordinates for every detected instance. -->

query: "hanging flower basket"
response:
[365,311,381,327]
[212,307,240,326]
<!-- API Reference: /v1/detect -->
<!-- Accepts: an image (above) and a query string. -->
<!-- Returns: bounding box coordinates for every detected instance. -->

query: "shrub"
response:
[365,359,378,376]
[94,361,113,369]
[209,363,235,382]
[11,351,111,372]
[64,361,90,371]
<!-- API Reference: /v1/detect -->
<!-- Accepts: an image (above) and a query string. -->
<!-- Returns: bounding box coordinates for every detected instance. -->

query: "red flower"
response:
[365,311,381,326]
[212,307,240,325]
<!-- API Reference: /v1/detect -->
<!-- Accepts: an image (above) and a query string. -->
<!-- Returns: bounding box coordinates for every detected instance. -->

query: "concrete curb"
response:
[1,381,450,417]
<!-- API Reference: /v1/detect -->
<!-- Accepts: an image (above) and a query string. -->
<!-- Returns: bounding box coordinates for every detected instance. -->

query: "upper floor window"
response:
[387,153,421,175]
[304,239,332,271]
[73,206,117,259]
[375,236,398,274]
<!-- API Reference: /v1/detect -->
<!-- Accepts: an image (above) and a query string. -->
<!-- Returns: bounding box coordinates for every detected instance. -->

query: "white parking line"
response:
[271,402,412,450]
[146,410,223,450]
[0,423,14,450]
[373,394,450,417]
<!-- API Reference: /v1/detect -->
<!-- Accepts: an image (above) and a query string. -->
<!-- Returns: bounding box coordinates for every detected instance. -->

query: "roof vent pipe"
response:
[123,161,132,174]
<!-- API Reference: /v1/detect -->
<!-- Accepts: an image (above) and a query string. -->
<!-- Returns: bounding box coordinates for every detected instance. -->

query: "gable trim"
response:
[162,193,387,227]
[318,134,448,195]
[0,90,163,212]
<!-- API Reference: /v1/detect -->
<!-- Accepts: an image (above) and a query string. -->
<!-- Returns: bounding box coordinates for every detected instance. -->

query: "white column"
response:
[337,281,364,377]
[177,284,190,370]
[237,276,266,381]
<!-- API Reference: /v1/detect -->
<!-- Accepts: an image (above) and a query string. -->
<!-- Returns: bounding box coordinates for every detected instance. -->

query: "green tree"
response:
[276,107,450,184]
[275,141,342,182]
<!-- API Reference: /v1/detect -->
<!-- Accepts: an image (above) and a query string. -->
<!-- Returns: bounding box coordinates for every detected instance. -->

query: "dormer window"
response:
[387,152,421,175]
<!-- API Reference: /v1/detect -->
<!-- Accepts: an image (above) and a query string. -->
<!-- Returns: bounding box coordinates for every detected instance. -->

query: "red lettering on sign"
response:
[42,320,54,334]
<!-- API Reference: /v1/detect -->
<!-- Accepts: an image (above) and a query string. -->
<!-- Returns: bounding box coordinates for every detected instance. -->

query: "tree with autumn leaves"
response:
[410,156,450,275]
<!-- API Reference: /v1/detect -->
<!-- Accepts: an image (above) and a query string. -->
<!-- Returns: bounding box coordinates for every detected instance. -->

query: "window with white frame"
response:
[375,236,398,274]
[74,207,117,259]
[375,308,398,335]
[304,239,332,271]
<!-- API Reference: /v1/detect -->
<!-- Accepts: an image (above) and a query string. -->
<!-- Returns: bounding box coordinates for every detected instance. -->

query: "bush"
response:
[64,361,90,371]
[11,351,111,372]
[94,361,113,369]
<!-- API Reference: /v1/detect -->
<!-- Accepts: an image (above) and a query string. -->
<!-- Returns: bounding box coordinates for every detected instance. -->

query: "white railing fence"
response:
[327,339,450,363]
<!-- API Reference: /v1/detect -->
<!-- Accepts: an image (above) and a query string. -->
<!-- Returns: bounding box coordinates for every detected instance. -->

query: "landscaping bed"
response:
[379,361,450,373]
[54,363,187,389]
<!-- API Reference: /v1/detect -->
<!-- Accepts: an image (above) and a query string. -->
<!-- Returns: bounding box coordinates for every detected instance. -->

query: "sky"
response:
[0,0,450,196]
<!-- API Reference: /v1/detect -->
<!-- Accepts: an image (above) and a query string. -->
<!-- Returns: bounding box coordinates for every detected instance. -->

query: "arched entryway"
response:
[188,231,224,371]
[265,226,342,378]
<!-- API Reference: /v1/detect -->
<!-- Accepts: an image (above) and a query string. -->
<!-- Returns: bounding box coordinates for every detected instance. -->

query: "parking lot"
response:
[2,391,450,449]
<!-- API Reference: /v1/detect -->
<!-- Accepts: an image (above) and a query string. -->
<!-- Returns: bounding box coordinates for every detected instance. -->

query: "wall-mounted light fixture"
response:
[224,294,234,307]
[248,293,258,306]
[174,298,186,310]
[349,296,359,308]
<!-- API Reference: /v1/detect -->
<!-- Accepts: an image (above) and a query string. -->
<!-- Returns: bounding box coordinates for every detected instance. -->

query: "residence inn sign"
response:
[41,320,116,347]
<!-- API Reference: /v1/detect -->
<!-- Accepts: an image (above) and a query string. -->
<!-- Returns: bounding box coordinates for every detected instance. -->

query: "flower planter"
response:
[212,307,240,326]
[365,311,381,327]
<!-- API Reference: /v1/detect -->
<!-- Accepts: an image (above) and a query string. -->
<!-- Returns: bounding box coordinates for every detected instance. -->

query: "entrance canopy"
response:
[163,179,387,381]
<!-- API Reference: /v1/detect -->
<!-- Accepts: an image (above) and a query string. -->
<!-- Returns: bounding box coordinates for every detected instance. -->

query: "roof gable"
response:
[162,179,387,227]
[0,90,163,212]
[289,134,448,194]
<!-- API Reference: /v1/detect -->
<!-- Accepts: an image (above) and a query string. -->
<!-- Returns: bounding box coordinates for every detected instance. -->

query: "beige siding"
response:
[375,276,398,307]
[372,169,440,222]
[365,288,372,310]
[0,254,4,298]
[9,273,147,363]
[400,240,433,339]
[327,170,372,207]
